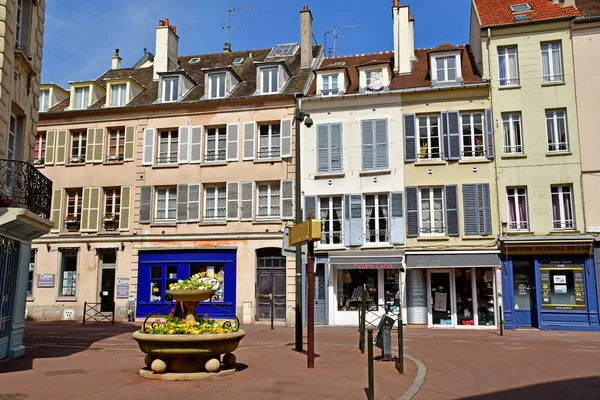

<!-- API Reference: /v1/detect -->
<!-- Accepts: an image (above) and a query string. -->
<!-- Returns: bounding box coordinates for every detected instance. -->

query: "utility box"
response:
[375,315,395,361]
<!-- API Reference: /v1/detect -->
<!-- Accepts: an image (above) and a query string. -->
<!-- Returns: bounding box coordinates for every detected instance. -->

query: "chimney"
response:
[153,18,179,80]
[300,5,313,69]
[223,42,232,53]
[111,48,122,69]
[409,14,416,61]
[392,1,413,74]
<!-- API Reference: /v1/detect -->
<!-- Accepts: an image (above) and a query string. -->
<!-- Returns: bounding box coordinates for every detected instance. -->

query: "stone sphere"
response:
[151,358,167,374]
[205,358,221,373]
[223,353,236,367]
[144,355,154,368]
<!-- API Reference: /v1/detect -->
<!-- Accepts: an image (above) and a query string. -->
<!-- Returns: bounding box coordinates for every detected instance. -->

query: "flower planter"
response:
[65,222,80,232]
[103,219,117,231]
[0,199,11,207]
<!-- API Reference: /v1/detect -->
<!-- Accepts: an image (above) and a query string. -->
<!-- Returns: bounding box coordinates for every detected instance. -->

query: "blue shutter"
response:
[317,124,330,173]
[404,114,416,163]
[390,192,405,245]
[304,196,317,221]
[441,113,449,160]
[445,185,459,236]
[463,184,479,236]
[344,195,352,246]
[447,111,460,160]
[330,123,343,172]
[361,121,374,171]
[485,109,495,159]
[348,194,363,246]
[375,119,388,169]
[481,183,492,235]
[406,187,419,237]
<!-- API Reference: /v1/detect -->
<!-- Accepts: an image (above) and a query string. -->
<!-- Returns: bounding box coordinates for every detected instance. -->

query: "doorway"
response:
[313,264,326,324]
[512,260,538,328]
[428,270,454,327]
[99,249,116,312]
[256,248,286,320]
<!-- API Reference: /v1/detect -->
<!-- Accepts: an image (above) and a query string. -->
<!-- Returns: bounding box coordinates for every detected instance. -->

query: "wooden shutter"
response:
[281,179,294,220]
[94,127,105,162]
[226,123,239,161]
[441,113,449,160]
[485,109,495,159]
[316,124,330,173]
[55,129,67,164]
[177,184,188,222]
[240,181,254,221]
[405,186,419,237]
[304,196,317,220]
[330,123,343,172]
[124,126,136,161]
[119,186,131,231]
[140,186,152,223]
[404,114,416,163]
[187,184,201,222]
[375,119,388,169]
[178,126,190,163]
[85,128,95,163]
[361,120,374,171]
[280,118,292,158]
[190,126,202,163]
[389,192,405,245]
[243,122,255,160]
[447,111,460,160]
[462,184,478,236]
[142,128,155,166]
[44,130,56,165]
[87,187,101,231]
[445,184,459,237]
[50,188,63,231]
[226,182,239,220]
[81,187,91,231]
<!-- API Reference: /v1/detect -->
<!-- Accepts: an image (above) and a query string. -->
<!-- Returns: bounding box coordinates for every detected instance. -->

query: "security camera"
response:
[304,116,314,128]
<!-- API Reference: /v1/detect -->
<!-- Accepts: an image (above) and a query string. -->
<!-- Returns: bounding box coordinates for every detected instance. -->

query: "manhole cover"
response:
[0,394,28,400]
[45,369,85,376]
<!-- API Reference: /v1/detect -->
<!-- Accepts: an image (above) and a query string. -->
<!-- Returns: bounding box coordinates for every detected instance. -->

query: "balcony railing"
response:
[365,229,389,244]
[0,159,52,218]
[320,230,343,245]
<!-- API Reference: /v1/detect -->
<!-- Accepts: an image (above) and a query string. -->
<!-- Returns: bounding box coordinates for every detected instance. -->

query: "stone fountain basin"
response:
[165,289,215,303]
[133,330,246,358]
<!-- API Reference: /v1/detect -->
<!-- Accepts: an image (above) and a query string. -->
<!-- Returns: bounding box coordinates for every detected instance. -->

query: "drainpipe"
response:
[294,95,303,352]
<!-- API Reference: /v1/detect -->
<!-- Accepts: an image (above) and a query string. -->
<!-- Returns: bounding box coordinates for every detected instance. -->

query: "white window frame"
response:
[74,87,90,109]
[107,128,125,159]
[502,112,523,155]
[204,186,227,220]
[205,127,227,162]
[109,84,127,107]
[318,196,343,246]
[541,42,564,83]
[39,89,50,112]
[322,74,339,96]
[256,183,281,219]
[104,188,121,222]
[419,187,445,236]
[460,112,485,158]
[35,132,45,162]
[551,185,574,231]
[261,67,279,94]
[157,130,178,164]
[417,115,441,160]
[70,131,86,161]
[545,109,568,153]
[8,115,18,160]
[66,189,83,223]
[506,187,529,232]
[431,53,460,83]
[208,73,226,99]
[498,46,519,87]
[16,0,23,48]
[364,193,390,244]
[257,123,281,159]
[162,76,179,102]
[155,187,177,221]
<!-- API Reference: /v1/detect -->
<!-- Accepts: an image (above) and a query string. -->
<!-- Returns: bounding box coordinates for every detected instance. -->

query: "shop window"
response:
[539,261,586,310]
[59,251,78,297]
[149,266,163,302]
[27,249,36,298]
[383,270,400,311]
[476,268,496,326]
[455,268,474,326]
[336,269,378,311]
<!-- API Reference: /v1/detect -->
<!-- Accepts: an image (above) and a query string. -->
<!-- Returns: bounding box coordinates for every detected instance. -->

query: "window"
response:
[498,47,519,86]
[546,109,568,152]
[107,128,125,160]
[28,249,35,298]
[420,187,444,235]
[317,123,343,173]
[34,133,45,163]
[365,194,389,243]
[104,188,121,227]
[39,89,50,112]
[209,73,226,99]
[541,42,563,83]
[417,115,441,160]
[322,74,339,96]
[435,56,457,82]
[205,127,227,162]
[8,115,18,160]
[16,0,24,48]
[502,112,523,154]
[59,251,78,297]
[258,123,281,159]
[70,131,87,162]
[162,77,179,102]
[461,113,485,158]
[267,43,299,57]
[337,269,378,311]
[510,3,531,12]
[539,263,586,310]
[261,67,278,94]
[361,119,388,170]
[155,187,177,221]
[109,84,127,107]
[158,130,178,164]
[204,186,226,220]
[507,188,528,231]
[319,196,343,245]
[551,185,574,230]
[66,189,83,227]
[365,69,384,90]
[257,183,280,218]
[74,87,90,109]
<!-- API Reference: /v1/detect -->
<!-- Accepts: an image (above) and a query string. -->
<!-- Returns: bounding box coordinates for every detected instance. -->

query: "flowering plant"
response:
[103,212,114,220]
[65,214,78,222]
[142,316,235,335]
[0,195,10,202]
[168,272,219,291]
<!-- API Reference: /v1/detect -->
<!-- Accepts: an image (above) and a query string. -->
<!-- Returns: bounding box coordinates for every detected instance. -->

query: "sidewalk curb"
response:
[397,355,426,400]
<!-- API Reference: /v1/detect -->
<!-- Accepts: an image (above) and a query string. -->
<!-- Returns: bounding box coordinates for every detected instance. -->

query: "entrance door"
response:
[313,264,326,324]
[256,248,287,321]
[428,271,454,327]
[513,261,538,328]
[0,239,19,360]
[100,268,115,312]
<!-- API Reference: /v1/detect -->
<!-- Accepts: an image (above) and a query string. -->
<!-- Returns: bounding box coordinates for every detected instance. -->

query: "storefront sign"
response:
[37,274,55,288]
[505,244,591,255]
[116,278,130,299]
[407,270,427,324]
[354,263,394,269]
[540,261,586,310]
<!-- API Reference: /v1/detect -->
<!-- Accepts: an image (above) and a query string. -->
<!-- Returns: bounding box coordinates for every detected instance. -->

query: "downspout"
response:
[487,28,502,244]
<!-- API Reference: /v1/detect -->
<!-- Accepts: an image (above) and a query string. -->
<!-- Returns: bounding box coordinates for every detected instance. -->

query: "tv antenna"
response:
[220,5,253,52]
[332,25,356,57]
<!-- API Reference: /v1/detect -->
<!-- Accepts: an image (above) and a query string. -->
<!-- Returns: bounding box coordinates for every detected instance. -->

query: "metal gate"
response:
[0,237,20,360]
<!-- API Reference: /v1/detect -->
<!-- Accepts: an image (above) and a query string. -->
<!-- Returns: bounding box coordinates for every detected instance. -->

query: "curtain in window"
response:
[258,186,268,216]
[563,191,572,227]
[518,194,527,228]
[168,192,177,219]
[552,44,562,79]
[542,46,550,79]
[157,190,166,220]
[270,185,280,216]
[552,192,560,227]
[508,195,516,225]
[217,188,226,218]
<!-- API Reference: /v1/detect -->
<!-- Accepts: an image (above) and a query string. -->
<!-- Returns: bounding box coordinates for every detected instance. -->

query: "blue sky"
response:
[42,0,472,87]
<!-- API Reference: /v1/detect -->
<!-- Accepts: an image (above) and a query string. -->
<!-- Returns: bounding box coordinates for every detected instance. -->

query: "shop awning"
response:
[406,252,500,269]
[328,251,405,270]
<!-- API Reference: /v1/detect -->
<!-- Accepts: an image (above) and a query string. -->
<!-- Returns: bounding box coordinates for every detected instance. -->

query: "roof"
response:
[474,0,580,28]
[309,44,484,96]
[45,45,322,113]
[575,0,600,17]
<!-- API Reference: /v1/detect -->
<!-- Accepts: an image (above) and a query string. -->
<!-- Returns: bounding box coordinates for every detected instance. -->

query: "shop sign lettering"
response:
[506,245,591,255]
[37,273,55,288]
[354,263,394,269]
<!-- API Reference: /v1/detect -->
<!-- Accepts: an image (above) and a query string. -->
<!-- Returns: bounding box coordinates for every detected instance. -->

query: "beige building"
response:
[0,0,52,360]
[29,9,322,326]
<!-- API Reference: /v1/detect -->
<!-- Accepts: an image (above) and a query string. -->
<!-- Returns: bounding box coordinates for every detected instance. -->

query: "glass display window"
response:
[476,267,496,326]
[336,269,378,311]
[455,268,474,326]
[384,269,400,312]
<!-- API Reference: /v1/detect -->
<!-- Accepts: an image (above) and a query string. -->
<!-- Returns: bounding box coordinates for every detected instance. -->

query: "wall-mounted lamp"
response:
[46,243,51,252]
[120,242,125,251]
[86,242,91,251]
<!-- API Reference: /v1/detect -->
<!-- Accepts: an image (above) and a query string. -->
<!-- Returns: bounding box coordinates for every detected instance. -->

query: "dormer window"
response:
[109,84,126,107]
[162,77,179,102]
[430,52,462,85]
[365,70,384,91]
[39,89,50,112]
[262,67,279,94]
[322,74,339,96]
[74,87,90,109]
[209,73,226,99]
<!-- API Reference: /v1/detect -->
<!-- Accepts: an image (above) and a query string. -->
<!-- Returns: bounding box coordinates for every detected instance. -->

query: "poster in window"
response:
[553,275,566,284]
[434,292,447,312]
[540,261,586,310]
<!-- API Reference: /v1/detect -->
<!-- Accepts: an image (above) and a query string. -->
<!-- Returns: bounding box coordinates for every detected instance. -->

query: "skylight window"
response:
[514,14,530,21]
[233,57,244,65]
[189,57,200,63]
[510,3,532,12]
[334,61,346,67]
[267,43,299,58]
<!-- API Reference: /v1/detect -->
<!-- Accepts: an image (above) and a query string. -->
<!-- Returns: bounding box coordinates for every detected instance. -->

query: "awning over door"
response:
[328,251,405,270]
[406,252,500,269]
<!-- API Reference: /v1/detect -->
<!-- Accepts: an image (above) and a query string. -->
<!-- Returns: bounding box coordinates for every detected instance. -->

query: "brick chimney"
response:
[392,0,413,74]
[111,49,122,69]
[154,18,179,80]
[300,5,313,69]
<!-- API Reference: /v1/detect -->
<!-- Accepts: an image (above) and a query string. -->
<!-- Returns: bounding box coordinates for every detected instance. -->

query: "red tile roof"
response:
[474,0,580,28]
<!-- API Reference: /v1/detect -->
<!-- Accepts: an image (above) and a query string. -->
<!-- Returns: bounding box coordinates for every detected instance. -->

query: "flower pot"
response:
[65,222,80,232]
[0,200,10,207]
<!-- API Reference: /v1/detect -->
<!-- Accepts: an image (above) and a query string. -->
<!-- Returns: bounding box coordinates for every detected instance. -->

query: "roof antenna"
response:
[331,25,357,57]
[220,4,253,52]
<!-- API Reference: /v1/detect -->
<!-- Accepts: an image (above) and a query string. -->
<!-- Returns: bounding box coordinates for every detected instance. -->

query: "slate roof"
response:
[474,0,580,28]
[46,45,322,113]
[575,0,600,17]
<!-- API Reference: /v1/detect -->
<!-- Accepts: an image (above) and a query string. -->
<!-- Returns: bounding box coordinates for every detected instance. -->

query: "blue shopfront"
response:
[501,239,599,331]
[137,249,236,319]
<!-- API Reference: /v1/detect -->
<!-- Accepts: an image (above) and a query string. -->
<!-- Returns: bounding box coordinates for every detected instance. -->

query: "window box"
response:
[65,216,80,232]
[70,156,85,164]
[106,154,123,162]
[103,213,117,231]
[33,158,44,165]
[0,195,12,207]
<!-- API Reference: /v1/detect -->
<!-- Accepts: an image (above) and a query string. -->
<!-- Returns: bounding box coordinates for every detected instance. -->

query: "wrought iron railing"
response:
[320,230,343,245]
[0,159,52,218]
[365,229,389,244]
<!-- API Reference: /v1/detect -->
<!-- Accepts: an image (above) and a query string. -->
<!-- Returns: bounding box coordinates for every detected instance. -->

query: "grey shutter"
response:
[375,119,388,169]
[343,195,352,246]
[304,196,317,220]
[226,123,239,161]
[406,187,419,237]
[447,111,460,160]
[404,114,416,162]
[280,118,292,158]
[390,192,405,245]
[178,126,190,163]
[441,113,449,160]
[188,184,201,222]
[462,184,478,236]
[348,194,363,246]
[177,184,188,222]
[480,183,492,235]
[317,124,330,173]
[485,109,495,159]
[330,123,343,172]
[243,122,255,160]
[190,126,202,163]
[445,184,459,237]
[240,181,254,220]
[281,179,294,220]
[226,182,239,220]
[142,128,155,166]
[140,186,152,223]
[361,120,374,171]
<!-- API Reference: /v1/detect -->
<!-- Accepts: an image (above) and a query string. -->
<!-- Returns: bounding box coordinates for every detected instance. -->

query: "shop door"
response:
[99,250,116,312]
[428,271,454,327]
[513,263,538,328]
[256,270,286,320]
[314,264,326,324]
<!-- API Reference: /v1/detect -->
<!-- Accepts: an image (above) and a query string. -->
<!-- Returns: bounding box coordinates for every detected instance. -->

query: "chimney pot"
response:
[154,17,179,79]
[144,47,148,54]
[393,0,399,7]
[164,18,169,27]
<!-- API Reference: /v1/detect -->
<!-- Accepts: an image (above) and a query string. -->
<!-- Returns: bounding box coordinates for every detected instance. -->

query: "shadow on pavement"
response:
[0,321,138,374]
